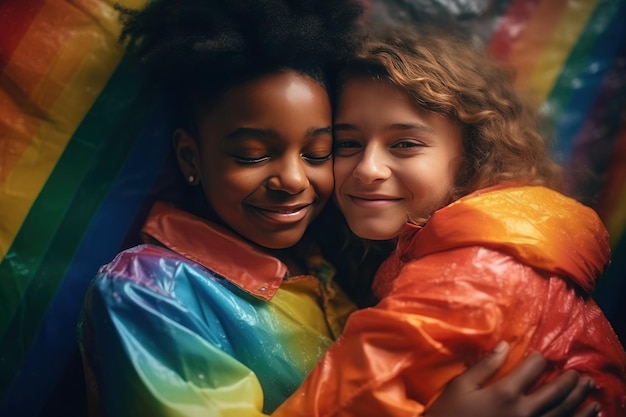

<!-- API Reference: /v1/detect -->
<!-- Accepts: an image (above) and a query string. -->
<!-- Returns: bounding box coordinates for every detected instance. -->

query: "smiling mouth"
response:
[347,195,402,208]
[249,203,314,224]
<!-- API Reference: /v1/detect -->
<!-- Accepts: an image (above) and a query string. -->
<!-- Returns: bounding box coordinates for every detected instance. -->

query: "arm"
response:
[273,247,543,417]
[79,256,270,417]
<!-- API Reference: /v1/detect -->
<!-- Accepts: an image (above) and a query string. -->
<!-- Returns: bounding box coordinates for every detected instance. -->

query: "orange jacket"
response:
[274,186,626,417]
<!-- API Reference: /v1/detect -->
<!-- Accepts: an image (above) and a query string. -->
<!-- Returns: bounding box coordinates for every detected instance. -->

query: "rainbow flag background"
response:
[1,0,625,415]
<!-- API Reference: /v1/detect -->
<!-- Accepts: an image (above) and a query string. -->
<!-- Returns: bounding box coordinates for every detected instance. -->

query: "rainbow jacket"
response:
[274,186,626,417]
[78,202,356,417]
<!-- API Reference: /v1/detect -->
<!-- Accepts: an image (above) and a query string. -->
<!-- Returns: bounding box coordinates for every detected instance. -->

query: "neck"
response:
[267,244,308,276]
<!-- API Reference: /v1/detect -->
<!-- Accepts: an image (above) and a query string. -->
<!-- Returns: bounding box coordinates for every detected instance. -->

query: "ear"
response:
[173,128,201,185]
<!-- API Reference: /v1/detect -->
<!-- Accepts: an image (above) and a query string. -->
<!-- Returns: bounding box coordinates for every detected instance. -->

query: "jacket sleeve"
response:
[273,246,543,417]
[78,266,271,417]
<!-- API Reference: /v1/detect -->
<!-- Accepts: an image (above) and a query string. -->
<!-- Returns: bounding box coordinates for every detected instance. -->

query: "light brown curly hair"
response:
[334,26,565,201]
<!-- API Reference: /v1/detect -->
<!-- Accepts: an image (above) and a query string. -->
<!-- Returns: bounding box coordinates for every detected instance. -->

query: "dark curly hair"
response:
[336,25,564,203]
[116,0,364,122]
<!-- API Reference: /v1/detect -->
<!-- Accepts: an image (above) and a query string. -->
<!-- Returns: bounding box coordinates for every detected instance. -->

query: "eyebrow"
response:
[224,127,272,141]
[334,122,435,134]
[224,126,332,141]
[311,126,333,136]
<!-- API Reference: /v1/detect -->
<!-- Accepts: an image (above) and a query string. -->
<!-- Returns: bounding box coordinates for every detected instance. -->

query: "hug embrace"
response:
[78,1,626,416]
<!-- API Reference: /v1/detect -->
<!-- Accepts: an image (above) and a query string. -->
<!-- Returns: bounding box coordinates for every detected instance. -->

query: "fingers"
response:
[524,369,579,413]
[538,377,598,417]
[453,341,510,389]
[497,350,548,393]
[571,401,601,417]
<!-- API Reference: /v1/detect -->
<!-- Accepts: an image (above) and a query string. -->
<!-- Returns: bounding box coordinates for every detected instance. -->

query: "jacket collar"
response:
[141,202,287,301]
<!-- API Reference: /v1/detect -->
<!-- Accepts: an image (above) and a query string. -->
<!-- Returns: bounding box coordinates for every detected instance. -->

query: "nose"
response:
[352,142,390,184]
[266,154,309,194]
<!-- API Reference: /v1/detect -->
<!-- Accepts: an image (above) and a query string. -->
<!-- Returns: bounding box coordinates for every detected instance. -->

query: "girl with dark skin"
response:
[79,2,596,416]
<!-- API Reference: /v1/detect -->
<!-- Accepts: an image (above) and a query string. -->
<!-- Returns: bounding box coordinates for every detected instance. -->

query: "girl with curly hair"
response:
[273,27,626,417]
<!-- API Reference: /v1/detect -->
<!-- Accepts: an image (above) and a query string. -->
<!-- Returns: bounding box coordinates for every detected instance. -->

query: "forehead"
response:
[336,77,462,139]
[191,71,332,150]
[336,77,418,120]
[200,71,330,121]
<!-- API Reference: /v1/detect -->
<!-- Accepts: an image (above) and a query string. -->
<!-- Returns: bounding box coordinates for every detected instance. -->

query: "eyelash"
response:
[393,141,422,149]
[234,155,270,164]
[335,139,426,148]
[333,139,427,158]
[334,140,363,152]
[233,153,332,165]
[334,140,360,148]
[304,153,332,164]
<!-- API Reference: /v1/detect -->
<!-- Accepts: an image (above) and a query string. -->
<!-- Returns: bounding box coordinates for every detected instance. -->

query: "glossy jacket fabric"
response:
[274,186,626,417]
[78,202,356,417]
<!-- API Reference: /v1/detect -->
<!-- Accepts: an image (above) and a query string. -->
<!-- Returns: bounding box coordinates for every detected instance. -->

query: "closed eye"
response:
[231,154,270,164]
[303,152,332,164]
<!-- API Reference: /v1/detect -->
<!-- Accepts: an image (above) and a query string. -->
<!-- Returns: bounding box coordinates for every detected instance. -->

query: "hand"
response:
[425,342,600,417]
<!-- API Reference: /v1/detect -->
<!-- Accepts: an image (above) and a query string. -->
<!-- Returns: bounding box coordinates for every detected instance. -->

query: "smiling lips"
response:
[347,194,403,208]
[250,203,314,224]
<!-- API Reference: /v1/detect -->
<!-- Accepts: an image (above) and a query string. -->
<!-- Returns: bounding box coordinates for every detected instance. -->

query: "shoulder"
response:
[376,247,547,313]
[403,186,608,278]
[397,245,530,279]
[91,244,198,296]
[98,244,183,275]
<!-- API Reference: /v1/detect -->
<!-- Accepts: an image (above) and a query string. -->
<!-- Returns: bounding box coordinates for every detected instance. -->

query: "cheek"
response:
[332,160,352,191]
[206,166,260,204]
[405,168,454,211]
[436,157,461,192]
[310,165,334,199]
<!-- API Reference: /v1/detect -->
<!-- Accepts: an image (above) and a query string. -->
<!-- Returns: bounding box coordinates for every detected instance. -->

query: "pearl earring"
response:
[188,175,195,183]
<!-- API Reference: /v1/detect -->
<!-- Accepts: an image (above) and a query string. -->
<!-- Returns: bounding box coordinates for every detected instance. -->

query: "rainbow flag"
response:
[1,0,625,415]
[485,0,626,338]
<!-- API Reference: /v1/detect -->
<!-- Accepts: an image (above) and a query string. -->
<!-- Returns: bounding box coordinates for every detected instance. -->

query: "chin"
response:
[352,225,398,242]
[259,232,305,250]
[262,241,299,250]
